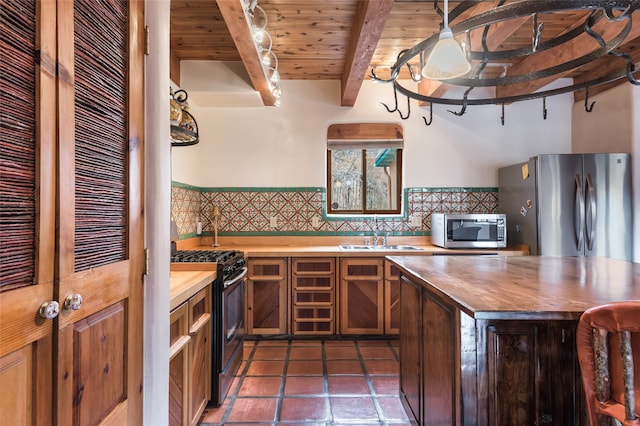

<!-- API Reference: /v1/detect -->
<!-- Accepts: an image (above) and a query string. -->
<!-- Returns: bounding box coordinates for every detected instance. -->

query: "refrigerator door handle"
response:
[574,174,585,252]
[585,173,596,251]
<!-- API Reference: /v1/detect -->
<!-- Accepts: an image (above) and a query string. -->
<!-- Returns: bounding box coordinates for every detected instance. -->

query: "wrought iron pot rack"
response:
[170,88,199,147]
[372,0,640,120]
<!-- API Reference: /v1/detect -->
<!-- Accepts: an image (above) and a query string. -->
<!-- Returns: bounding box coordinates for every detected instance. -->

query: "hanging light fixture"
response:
[245,0,283,106]
[422,0,471,80]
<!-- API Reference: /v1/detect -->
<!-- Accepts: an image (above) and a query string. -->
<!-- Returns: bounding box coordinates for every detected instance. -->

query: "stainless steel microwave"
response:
[431,213,507,249]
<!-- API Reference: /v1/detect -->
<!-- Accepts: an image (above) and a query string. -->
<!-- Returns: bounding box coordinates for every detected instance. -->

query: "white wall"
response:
[571,84,633,153]
[172,76,573,188]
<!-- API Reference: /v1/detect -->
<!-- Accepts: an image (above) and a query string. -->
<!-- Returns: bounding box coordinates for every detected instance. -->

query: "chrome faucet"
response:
[372,215,379,246]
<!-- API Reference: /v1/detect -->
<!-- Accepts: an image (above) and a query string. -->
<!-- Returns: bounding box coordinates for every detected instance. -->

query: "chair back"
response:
[577,301,640,425]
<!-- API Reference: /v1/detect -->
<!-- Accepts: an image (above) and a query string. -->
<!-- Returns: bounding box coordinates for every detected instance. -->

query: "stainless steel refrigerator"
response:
[498,153,633,261]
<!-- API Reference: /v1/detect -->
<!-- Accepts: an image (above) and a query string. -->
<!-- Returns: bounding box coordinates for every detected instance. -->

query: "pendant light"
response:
[422,0,471,80]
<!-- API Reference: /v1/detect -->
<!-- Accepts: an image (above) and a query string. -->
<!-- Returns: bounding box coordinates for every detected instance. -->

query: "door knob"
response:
[39,301,60,319]
[64,294,83,311]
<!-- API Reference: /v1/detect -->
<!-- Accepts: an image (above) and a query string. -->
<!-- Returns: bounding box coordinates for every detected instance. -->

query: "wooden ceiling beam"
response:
[341,0,394,106]
[216,0,276,106]
[496,14,640,100]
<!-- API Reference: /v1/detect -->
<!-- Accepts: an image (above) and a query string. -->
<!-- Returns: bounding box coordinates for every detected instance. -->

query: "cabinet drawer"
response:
[385,260,401,280]
[188,286,211,334]
[293,275,333,290]
[248,258,286,279]
[295,291,332,304]
[170,303,190,356]
[341,258,384,280]
[292,258,335,275]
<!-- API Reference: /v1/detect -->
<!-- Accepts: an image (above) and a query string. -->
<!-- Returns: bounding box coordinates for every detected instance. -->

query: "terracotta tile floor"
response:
[198,339,410,426]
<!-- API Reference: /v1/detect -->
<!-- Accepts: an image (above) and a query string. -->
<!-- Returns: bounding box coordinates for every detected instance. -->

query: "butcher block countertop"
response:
[169,270,216,311]
[389,255,640,321]
[175,236,529,257]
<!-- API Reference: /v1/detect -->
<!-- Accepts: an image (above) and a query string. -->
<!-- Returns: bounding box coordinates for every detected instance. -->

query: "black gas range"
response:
[170,249,246,406]
[171,249,246,283]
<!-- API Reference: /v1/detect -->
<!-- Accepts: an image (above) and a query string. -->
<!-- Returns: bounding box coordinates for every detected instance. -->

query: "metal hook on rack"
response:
[381,85,400,113]
[381,85,410,120]
[584,87,596,112]
[542,97,547,119]
[607,50,640,86]
[423,102,433,126]
[532,14,544,52]
[501,103,505,126]
[448,87,472,116]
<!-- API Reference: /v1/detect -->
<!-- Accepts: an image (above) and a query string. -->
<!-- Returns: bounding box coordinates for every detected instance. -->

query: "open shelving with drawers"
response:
[291,257,336,335]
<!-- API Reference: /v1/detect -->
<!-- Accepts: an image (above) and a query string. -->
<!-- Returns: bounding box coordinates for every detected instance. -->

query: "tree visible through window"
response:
[327,123,403,215]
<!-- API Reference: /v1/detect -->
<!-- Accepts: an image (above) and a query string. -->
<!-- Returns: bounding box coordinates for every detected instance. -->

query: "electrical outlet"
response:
[311,216,320,228]
[411,215,422,227]
[269,216,278,228]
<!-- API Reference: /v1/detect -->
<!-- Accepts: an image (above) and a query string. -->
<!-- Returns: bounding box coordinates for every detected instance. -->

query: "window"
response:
[327,123,403,215]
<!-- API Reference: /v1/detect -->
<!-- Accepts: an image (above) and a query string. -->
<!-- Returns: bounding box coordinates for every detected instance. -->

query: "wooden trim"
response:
[56,0,76,278]
[36,0,57,286]
[327,123,403,141]
[0,282,54,356]
[127,2,145,424]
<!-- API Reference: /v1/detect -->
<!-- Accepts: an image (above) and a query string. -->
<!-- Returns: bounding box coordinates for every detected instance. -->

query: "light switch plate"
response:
[269,216,278,228]
[411,215,422,227]
[311,216,320,228]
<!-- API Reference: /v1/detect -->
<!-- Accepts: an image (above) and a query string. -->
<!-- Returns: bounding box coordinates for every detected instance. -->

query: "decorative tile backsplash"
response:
[171,182,498,239]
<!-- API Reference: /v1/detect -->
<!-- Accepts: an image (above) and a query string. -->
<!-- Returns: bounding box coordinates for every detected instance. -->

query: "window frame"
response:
[326,123,403,216]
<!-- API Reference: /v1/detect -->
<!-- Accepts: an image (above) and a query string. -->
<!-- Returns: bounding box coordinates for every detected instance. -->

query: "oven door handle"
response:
[223,267,248,288]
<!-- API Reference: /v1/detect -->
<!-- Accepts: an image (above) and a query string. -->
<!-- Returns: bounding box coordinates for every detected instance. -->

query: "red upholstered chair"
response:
[577,301,640,425]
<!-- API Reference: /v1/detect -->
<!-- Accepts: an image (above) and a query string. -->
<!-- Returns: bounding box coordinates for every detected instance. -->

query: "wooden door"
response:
[54,1,144,425]
[1,1,144,424]
[339,258,384,334]
[246,258,288,335]
[0,1,57,424]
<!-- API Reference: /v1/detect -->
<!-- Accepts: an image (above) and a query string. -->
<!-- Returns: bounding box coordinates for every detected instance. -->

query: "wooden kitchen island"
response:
[388,255,640,426]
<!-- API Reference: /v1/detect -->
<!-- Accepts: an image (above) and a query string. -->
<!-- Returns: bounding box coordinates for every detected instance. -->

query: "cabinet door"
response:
[485,323,538,425]
[247,259,287,334]
[54,1,145,424]
[422,290,457,425]
[169,304,190,426]
[399,276,421,424]
[339,258,384,334]
[0,1,56,424]
[188,288,212,426]
[384,261,400,334]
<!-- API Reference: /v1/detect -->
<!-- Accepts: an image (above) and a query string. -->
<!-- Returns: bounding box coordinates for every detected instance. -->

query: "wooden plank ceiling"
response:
[170,0,640,107]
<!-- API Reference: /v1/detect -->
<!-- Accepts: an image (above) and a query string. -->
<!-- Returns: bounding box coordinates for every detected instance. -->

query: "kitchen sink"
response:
[339,244,423,251]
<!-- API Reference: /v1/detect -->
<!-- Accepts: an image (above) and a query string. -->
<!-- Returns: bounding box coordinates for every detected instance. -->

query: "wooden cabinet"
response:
[187,287,212,426]
[399,276,421,423]
[169,286,212,426]
[384,260,400,335]
[246,258,288,335]
[339,258,384,334]
[398,273,588,426]
[169,304,190,426]
[0,1,144,425]
[291,257,335,335]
